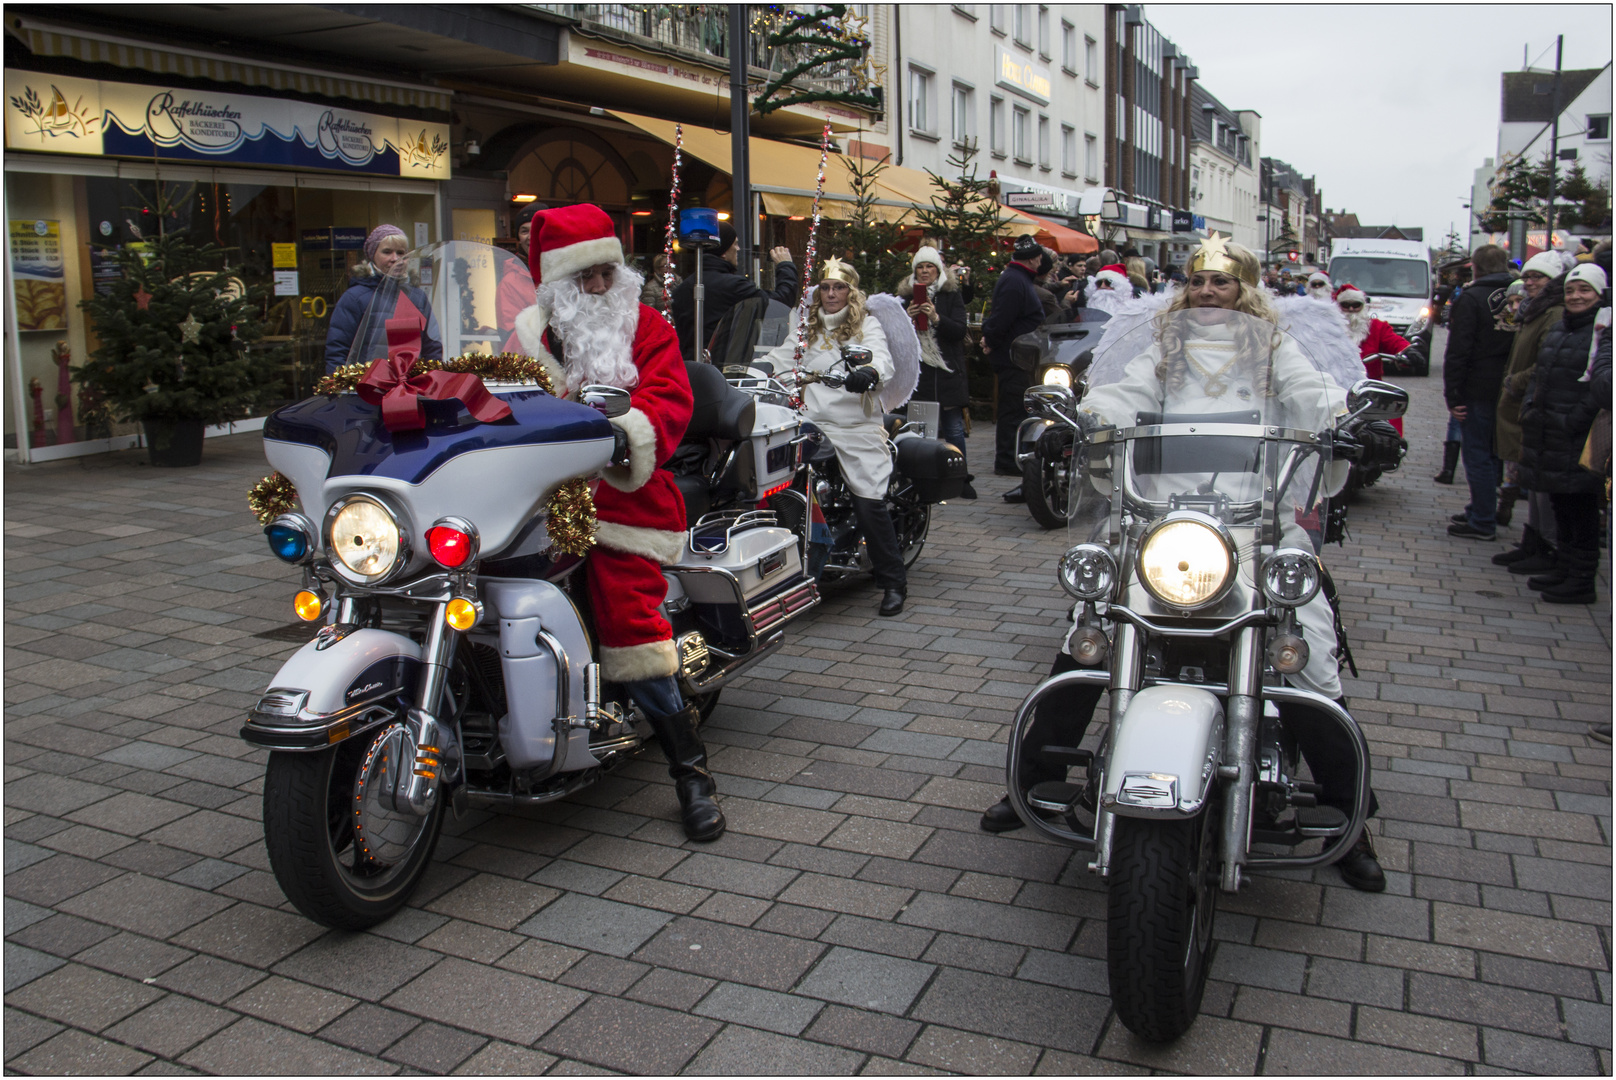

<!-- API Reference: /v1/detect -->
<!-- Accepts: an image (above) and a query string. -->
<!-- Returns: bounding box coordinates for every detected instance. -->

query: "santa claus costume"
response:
[511,203,723,841]
[1306,272,1332,303]
[1084,263,1137,316]
[1335,282,1409,434]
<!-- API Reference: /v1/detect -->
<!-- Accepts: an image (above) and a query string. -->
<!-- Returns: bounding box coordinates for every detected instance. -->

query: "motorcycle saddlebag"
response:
[896,436,968,503]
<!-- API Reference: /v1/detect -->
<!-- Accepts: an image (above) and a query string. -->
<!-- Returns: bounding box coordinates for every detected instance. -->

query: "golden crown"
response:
[1188,233,1257,287]
[819,257,860,288]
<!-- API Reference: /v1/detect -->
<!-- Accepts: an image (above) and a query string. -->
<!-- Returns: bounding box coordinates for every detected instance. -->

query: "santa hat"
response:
[1093,263,1129,289]
[514,203,626,381]
[527,203,623,287]
[1307,272,1331,289]
[1332,282,1367,306]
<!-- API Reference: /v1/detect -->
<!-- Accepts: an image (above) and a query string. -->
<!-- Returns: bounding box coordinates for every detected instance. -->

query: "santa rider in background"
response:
[1306,272,1333,303]
[1335,281,1416,435]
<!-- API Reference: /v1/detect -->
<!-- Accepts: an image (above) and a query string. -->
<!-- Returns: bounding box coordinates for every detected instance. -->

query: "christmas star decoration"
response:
[133,287,153,311]
[180,313,203,344]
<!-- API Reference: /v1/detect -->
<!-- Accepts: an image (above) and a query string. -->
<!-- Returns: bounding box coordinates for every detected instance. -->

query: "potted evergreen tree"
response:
[75,184,280,466]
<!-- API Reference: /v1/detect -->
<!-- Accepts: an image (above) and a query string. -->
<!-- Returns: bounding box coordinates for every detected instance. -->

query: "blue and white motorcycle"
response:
[241,243,816,928]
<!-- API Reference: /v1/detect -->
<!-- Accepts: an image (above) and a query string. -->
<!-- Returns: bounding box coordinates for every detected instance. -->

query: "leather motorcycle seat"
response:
[685,362,757,441]
[672,471,712,521]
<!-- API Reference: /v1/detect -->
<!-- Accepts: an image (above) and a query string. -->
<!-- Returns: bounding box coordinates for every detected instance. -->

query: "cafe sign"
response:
[995,45,1051,105]
[4,69,450,179]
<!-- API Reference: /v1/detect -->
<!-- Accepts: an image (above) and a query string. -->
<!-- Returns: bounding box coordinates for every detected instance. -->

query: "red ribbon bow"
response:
[356,296,511,433]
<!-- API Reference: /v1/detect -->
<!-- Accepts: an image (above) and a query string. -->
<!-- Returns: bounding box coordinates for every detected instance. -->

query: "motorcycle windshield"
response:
[343,241,533,371]
[1068,307,1356,545]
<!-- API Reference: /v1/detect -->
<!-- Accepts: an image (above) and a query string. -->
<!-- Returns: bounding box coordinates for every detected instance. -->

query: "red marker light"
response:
[426,525,473,568]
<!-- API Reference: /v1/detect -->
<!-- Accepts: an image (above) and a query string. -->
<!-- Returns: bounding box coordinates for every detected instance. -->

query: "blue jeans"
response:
[938,406,969,473]
[1445,417,1463,442]
[1460,399,1500,530]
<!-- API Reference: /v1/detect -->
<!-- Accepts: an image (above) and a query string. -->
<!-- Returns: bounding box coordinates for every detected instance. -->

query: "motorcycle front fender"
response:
[1101,685,1224,820]
[1015,416,1052,462]
[241,628,422,751]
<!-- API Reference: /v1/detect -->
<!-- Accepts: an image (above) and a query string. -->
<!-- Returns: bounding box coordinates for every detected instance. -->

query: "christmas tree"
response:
[75,182,281,428]
[910,142,1015,299]
[819,147,909,295]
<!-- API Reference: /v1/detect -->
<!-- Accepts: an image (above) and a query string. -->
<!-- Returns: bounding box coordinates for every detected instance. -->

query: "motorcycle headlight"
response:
[1040,364,1073,389]
[1059,543,1117,601]
[325,495,408,584]
[1136,513,1236,610]
[1260,549,1321,607]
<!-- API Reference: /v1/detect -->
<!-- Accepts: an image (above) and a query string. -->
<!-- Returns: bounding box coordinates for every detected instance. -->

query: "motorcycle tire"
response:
[263,728,444,931]
[1021,451,1071,531]
[1107,808,1218,1043]
[894,500,931,568]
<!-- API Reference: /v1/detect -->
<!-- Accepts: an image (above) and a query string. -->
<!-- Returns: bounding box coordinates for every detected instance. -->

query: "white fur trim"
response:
[1094,269,1129,290]
[595,519,688,565]
[600,639,678,681]
[511,305,567,389]
[540,236,624,287]
[1335,287,1367,306]
[601,407,658,493]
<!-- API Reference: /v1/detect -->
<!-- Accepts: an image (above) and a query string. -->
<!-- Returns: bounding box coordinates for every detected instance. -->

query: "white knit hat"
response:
[1565,263,1608,293]
[1520,251,1564,279]
[912,246,947,274]
[1308,272,1330,288]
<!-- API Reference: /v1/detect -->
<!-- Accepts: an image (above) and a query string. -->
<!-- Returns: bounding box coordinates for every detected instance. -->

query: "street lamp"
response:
[1256,212,1273,267]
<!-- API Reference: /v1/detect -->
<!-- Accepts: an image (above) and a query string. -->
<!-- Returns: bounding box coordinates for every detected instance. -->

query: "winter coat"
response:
[670,252,799,363]
[981,262,1043,368]
[1494,279,1566,464]
[759,307,896,500]
[1033,283,1064,324]
[496,260,537,336]
[1443,270,1516,408]
[896,273,970,409]
[324,271,443,373]
[1518,309,1613,494]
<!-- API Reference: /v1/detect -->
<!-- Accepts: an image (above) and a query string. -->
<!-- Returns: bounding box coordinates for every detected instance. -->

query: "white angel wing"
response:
[865,292,921,411]
[1272,293,1366,391]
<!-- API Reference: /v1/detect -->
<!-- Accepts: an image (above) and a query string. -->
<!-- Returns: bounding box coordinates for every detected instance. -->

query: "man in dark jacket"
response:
[1444,244,1517,540]
[670,224,798,363]
[982,235,1048,499]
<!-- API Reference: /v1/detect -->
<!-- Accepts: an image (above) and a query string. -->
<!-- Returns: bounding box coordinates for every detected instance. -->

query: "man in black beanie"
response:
[981,234,1048,500]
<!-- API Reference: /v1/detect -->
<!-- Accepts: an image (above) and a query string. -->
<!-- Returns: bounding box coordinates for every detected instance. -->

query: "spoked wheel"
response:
[1106,805,1219,1042]
[263,722,444,930]
[894,500,931,567]
[1022,445,1074,530]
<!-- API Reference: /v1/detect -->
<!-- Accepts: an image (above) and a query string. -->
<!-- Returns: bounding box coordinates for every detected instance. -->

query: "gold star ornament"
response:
[179,313,203,344]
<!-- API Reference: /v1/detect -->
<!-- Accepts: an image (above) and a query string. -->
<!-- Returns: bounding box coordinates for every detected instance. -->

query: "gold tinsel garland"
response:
[248,472,298,525]
[248,354,597,553]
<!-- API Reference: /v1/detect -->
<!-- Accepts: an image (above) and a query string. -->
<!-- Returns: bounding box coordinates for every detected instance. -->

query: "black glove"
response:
[611,426,631,467]
[842,366,879,394]
[1360,420,1406,470]
[1035,423,1070,457]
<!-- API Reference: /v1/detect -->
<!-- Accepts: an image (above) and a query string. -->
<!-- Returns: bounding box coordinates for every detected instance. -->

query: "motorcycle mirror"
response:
[579,384,633,418]
[840,346,873,367]
[1025,384,1077,418]
[1344,378,1409,422]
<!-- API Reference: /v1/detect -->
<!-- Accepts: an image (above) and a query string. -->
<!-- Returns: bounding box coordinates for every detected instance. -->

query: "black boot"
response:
[1496,484,1522,527]
[853,496,907,617]
[638,697,726,842]
[1508,537,1558,575]
[1527,550,1569,591]
[980,795,1024,833]
[1493,524,1544,566]
[1337,831,1386,892]
[1540,548,1599,604]
[1433,441,1461,484]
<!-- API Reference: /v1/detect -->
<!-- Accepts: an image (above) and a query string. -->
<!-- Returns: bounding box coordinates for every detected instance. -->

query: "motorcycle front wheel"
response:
[263,724,444,930]
[1021,447,1073,530]
[1106,807,1218,1042]
[894,500,931,567]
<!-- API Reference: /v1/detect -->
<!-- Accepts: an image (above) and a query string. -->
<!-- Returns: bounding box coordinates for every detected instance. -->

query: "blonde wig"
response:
[1153,241,1283,397]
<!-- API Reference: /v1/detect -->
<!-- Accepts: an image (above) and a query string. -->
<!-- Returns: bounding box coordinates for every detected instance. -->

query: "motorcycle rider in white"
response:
[761,258,908,617]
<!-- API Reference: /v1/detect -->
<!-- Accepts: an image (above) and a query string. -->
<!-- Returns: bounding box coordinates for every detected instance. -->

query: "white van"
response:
[1326,239,1433,375]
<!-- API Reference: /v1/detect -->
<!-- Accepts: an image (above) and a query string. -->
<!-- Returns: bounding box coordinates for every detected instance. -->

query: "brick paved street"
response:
[5,357,1611,1075]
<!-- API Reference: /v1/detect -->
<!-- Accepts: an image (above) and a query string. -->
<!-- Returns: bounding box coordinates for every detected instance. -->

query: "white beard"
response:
[1307,284,1332,302]
[1343,309,1371,345]
[538,265,645,393]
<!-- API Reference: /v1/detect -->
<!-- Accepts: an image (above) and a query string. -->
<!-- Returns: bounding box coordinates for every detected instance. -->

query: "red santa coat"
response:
[1356,318,1409,434]
[513,303,694,681]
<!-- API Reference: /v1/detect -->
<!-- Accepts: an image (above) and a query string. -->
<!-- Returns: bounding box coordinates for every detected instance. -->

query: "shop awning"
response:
[1019,212,1099,254]
[7,15,453,112]
[611,109,1046,234]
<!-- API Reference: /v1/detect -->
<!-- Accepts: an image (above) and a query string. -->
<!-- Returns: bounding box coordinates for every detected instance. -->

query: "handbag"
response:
[1579,409,1611,475]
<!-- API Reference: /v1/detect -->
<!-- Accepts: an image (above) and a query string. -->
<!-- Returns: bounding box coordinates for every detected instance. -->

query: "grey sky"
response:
[1146,3,1613,245]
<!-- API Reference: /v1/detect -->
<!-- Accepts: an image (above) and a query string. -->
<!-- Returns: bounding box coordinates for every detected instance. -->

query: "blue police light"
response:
[679,208,720,245]
[265,514,315,564]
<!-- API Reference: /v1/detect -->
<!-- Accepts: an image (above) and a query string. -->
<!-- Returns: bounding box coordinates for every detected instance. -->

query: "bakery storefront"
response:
[3,68,450,461]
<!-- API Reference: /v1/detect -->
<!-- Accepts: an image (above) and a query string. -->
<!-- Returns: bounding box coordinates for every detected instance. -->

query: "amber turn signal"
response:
[445,597,479,631]
[294,590,324,622]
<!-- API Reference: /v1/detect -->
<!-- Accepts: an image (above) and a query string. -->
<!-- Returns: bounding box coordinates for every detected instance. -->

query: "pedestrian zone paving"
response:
[4,362,1611,1076]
